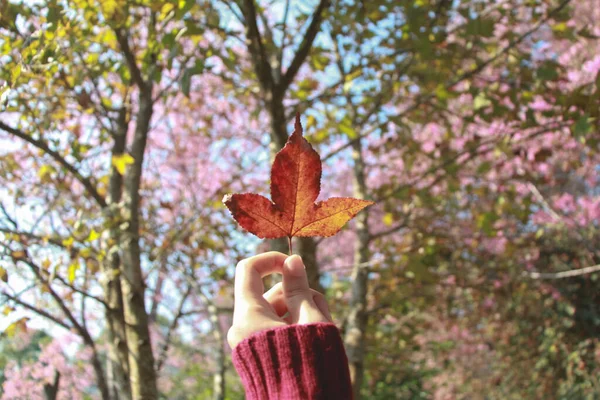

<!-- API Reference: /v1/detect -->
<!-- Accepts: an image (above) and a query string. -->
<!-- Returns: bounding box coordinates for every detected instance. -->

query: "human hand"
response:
[227,252,333,348]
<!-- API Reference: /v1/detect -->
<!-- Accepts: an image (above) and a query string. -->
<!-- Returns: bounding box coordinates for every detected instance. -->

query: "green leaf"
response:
[537,62,559,81]
[466,17,495,37]
[474,93,491,110]
[181,62,205,97]
[112,153,135,175]
[572,115,592,140]
[435,84,449,101]
[477,212,498,236]
[476,161,492,174]
[11,64,21,84]
[339,117,357,139]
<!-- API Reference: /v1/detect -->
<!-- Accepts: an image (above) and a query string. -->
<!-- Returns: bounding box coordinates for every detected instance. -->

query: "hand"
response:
[227,252,333,348]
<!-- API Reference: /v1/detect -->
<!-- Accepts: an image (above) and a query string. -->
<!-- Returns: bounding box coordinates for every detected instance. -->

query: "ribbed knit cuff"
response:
[232,323,352,400]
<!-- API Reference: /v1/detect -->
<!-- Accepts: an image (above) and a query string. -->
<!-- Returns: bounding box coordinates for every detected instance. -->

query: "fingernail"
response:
[285,255,305,275]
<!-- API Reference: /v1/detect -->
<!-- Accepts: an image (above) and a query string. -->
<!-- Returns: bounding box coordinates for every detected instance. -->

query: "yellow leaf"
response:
[3,306,13,316]
[68,261,79,284]
[42,258,52,270]
[38,164,56,181]
[87,229,100,242]
[552,22,567,33]
[383,213,394,226]
[4,317,28,337]
[0,266,7,282]
[112,153,135,175]
[100,0,118,17]
[79,248,91,258]
[11,250,26,259]
[62,236,74,249]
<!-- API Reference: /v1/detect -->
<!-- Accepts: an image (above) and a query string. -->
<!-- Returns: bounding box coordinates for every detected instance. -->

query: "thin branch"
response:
[526,264,600,280]
[241,0,274,91]
[223,1,245,24]
[528,183,562,221]
[114,29,146,90]
[0,121,107,207]
[18,258,93,342]
[156,285,192,372]
[0,203,17,228]
[278,0,291,75]
[0,227,65,248]
[279,0,329,92]
[1,291,73,331]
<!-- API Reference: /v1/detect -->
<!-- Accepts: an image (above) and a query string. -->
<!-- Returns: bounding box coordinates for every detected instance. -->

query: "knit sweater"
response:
[231,323,353,400]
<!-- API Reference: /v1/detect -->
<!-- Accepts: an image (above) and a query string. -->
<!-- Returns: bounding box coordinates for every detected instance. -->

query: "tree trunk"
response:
[103,108,131,400]
[120,88,158,399]
[43,370,60,400]
[344,139,370,399]
[210,305,226,400]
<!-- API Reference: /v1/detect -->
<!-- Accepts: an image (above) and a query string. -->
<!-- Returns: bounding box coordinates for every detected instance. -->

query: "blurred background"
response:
[1,0,599,398]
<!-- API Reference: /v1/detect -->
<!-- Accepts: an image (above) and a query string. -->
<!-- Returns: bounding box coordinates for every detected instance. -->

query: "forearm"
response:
[232,323,353,400]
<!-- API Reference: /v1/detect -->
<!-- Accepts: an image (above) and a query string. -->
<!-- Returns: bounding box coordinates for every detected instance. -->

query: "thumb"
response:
[283,255,326,324]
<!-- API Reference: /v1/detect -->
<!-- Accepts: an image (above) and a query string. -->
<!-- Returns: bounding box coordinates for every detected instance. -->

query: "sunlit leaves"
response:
[3,317,29,338]
[112,153,135,175]
[68,261,79,284]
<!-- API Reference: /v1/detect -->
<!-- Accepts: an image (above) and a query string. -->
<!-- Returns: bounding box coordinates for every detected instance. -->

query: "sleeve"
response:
[231,323,353,400]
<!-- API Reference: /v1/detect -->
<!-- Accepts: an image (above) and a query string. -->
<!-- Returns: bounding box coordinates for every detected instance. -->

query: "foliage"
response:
[0,0,599,399]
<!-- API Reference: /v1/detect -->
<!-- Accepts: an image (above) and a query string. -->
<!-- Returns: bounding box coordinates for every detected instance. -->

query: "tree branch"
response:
[526,264,600,280]
[0,121,107,207]
[279,0,329,92]
[240,0,274,92]
[156,285,191,372]
[278,0,291,76]
[1,291,73,331]
[114,29,146,90]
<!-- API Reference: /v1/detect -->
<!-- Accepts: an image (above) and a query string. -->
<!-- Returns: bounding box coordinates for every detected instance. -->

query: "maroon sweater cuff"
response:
[232,323,352,400]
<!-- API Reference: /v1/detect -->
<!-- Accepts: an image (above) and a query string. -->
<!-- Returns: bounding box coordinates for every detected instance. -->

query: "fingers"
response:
[263,282,287,317]
[312,292,333,322]
[282,255,330,324]
[234,252,287,306]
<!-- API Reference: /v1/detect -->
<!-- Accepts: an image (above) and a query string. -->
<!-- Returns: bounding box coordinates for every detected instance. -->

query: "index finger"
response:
[234,252,287,304]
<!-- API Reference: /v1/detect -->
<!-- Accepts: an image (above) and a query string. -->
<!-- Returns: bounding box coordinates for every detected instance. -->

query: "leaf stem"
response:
[288,236,293,256]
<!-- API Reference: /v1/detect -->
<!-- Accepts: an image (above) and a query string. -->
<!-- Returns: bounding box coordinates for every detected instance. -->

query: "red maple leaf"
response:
[223,114,374,241]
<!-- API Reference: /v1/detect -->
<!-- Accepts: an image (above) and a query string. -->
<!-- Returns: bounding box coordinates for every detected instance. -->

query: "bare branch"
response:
[156,285,192,372]
[278,0,291,75]
[0,121,107,208]
[528,183,562,221]
[0,203,17,229]
[279,0,329,92]
[526,264,600,280]
[114,29,146,90]
[1,291,73,331]
[240,0,274,92]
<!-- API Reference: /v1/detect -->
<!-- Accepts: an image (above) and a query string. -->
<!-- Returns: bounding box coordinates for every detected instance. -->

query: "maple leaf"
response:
[223,113,374,241]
